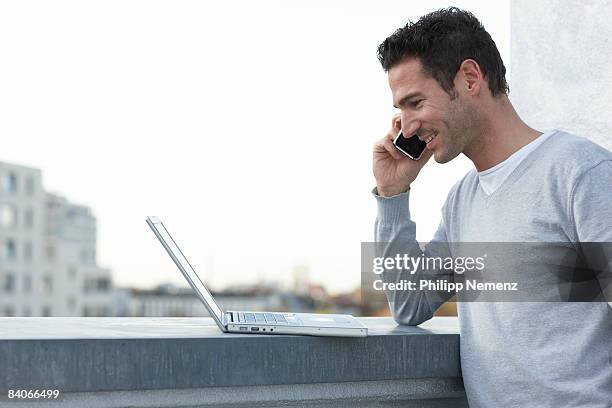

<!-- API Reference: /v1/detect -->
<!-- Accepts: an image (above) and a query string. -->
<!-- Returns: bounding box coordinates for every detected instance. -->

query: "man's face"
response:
[389,58,480,163]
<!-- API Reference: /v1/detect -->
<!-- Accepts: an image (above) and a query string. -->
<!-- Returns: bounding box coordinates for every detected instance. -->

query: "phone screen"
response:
[393,131,427,160]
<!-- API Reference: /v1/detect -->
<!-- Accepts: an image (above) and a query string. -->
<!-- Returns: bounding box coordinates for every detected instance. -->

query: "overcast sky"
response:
[0,0,510,293]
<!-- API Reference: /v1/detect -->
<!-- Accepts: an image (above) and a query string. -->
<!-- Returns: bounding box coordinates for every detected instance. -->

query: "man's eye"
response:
[411,99,424,108]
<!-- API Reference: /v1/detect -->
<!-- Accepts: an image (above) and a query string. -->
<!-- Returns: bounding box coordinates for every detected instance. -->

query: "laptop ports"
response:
[250,327,259,332]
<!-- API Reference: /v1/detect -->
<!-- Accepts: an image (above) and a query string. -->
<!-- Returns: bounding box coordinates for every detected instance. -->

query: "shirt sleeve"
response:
[571,160,612,303]
[373,188,455,325]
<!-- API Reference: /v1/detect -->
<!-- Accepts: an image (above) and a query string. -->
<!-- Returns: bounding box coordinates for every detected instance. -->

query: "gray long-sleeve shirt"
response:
[374,130,612,407]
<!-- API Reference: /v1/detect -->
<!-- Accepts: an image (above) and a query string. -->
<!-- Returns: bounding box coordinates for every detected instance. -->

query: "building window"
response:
[82,306,109,317]
[23,274,32,294]
[24,241,33,262]
[84,277,111,293]
[68,267,77,279]
[1,239,17,261]
[0,172,18,194]
[0,205,17,229]
[97,278,111,292]
[3,306,14,317]
[25,176,35,196]
[24,208,34,229]
[2,273,15,292]
[42,306,52,317]
[43,275,53,294]
[22,306,31,317]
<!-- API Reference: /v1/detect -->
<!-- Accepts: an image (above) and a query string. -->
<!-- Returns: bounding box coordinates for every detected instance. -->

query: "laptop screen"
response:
[146,217,224,323]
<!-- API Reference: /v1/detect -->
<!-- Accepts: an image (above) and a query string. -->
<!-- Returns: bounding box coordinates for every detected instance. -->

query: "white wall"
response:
[510,0,612,149]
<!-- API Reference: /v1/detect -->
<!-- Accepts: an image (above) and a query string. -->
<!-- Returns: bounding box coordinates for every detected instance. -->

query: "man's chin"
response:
[432,148,457,164]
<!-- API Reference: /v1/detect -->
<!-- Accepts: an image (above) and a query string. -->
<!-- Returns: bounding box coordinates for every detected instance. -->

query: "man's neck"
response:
[464,97,542,172]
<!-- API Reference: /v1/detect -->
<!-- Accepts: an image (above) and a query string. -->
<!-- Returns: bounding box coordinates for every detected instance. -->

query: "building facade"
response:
[113,285,287,317]
[0,161,113,316]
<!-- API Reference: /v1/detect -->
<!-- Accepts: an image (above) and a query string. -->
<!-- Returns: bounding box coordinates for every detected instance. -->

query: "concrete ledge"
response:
[0,379,468,408]
[0,317,464,407]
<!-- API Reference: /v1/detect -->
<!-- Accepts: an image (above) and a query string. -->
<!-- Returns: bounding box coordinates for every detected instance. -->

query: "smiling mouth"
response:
[418,130,438,144]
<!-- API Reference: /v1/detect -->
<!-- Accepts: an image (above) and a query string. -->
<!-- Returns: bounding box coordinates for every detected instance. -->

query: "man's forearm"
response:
[374,188,454,325]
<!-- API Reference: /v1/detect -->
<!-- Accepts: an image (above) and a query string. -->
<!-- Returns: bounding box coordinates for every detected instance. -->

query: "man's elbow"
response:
[390,302,433,326]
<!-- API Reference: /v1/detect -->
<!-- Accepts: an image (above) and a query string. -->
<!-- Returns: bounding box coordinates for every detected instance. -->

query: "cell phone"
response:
[392,130,427,160]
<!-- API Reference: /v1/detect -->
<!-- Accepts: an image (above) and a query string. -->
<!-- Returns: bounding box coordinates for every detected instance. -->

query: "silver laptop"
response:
[146,216,367,337]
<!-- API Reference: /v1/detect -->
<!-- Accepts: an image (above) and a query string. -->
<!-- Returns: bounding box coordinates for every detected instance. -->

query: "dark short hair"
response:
[377,7,509,98]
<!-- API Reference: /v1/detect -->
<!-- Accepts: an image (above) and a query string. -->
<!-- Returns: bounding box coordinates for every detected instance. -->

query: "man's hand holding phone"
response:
[373,115,432,197]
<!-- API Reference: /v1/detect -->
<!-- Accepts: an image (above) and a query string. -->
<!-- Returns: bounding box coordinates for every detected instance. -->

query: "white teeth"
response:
[425,134,436,143]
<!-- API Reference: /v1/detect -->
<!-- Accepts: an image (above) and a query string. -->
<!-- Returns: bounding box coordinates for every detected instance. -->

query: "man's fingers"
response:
[382,137,405,160]
[391,113,401,127]
[374,136,403,161]
[392,115,402,135]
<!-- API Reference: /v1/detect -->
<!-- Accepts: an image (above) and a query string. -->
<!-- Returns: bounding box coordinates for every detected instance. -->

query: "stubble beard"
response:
[433,97,481,164]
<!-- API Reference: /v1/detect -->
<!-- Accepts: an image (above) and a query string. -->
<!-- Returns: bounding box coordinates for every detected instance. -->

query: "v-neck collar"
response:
[478,130,560,204]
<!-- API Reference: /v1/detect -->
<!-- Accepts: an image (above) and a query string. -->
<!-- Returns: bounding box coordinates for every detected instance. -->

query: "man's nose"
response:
[400,113,420,136]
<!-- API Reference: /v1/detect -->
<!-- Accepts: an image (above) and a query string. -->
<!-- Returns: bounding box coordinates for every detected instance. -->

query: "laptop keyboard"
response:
[234,312,288,324]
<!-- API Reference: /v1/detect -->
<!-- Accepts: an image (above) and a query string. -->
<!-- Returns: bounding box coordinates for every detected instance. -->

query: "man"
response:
[372,7,612,408]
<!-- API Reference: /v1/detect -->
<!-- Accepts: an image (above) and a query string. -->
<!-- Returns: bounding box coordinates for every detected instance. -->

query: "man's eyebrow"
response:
[393,92,424,109]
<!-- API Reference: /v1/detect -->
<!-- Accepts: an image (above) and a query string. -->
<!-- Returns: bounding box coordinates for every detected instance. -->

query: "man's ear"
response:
[456,59,483,95]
